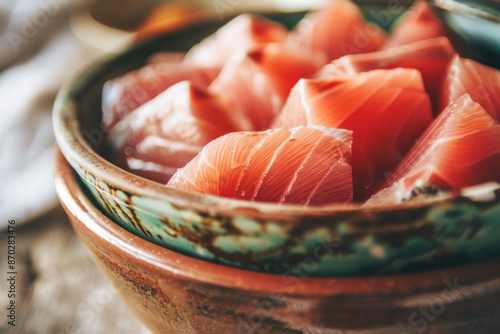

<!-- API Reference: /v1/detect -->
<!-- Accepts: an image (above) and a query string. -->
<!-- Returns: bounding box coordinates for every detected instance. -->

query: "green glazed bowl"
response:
[53,7,500,277]
[430,0,500,68]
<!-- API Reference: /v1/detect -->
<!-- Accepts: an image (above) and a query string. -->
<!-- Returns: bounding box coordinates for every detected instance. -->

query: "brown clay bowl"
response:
[55,149,500,333]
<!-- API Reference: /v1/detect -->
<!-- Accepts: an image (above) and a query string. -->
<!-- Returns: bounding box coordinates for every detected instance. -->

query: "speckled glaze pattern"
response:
[76,159,500,276]
[55,151,500,334]
[53,11,500,277]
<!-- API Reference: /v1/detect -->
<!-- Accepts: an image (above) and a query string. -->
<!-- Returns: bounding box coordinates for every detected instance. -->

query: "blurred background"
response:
[0,1,325,333]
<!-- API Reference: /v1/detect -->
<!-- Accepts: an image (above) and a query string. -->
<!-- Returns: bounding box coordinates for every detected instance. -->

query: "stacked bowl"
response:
[54,2,500,333]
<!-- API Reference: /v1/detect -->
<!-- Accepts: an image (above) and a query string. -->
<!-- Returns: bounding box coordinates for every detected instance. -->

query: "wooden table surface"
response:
[0,207,151,334]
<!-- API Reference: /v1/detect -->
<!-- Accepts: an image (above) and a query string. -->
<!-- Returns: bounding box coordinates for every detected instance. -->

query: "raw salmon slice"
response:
[168,127,353,205]
[102,59,218,131]
[109,81,245,184]
[184,14,288,68]
[274,68,433,200]
[366,95,500,206]
[442,55,500,121]
[316,37,455,115]
[287,0,385,62]
[209,43,325,131]
[383,1,448,49]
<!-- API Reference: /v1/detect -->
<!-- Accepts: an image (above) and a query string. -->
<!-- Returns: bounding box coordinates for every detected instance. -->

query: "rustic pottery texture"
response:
[55,150,500,334]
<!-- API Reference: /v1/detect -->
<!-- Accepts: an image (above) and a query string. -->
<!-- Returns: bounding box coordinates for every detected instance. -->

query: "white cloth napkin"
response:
[0,0,104,229]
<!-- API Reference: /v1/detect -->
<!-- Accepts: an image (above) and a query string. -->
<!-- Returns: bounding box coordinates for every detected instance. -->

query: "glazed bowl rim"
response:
[429,0,500,23]
[52,12,499,220]
[55,149,500,295]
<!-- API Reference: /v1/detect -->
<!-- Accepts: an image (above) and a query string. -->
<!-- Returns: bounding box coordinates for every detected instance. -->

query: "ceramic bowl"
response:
[430,0,500,68]
[53,8,500,277]
[55,149,500,334]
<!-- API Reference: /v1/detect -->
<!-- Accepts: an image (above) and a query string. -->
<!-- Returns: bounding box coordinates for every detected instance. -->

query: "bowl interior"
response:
[55,8,454,218]
[56,4,500,216]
